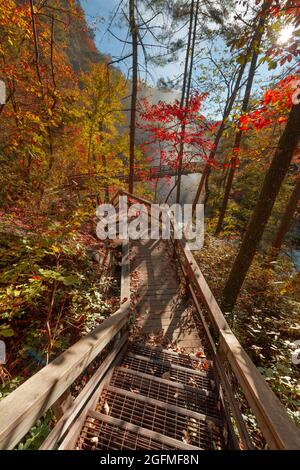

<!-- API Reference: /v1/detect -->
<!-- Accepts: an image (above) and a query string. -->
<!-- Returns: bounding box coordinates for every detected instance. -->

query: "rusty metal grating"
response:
[76,414,178,450]
[129,343,210,371]
[96,388,224,449]
[121,355,214,389]
[111,369,220,419]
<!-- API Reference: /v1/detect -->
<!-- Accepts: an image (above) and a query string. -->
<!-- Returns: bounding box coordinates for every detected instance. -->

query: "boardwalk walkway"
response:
[0,190,299,451]
[131,239,203,352]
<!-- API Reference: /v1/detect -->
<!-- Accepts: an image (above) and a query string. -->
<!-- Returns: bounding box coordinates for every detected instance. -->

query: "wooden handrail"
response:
[119,190,300,450]
[0,302,129,450]
[0,223,131,450]
[39,335,128,450]
[121,240,130,304]
[111,192,130,305]
[176,239,300,449]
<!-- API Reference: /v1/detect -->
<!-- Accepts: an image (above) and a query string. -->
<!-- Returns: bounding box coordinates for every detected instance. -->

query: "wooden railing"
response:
[1,189,300,450]
[67,163,203,187]
[117,189,300,450]
[0,240,130,450]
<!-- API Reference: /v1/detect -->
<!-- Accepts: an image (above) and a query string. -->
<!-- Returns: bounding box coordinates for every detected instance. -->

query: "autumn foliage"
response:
[138,94,217,172]
[238,74,300,132]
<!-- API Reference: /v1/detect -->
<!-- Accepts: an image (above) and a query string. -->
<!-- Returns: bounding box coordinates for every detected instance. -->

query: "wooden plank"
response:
[138,319,186,328]
[219,330,300,449]
[51,388,73,421]
[129,343,206,361]
[136,312,183,319]
[177,241,228,332]
[40,335,127,450]
[120,240,130,304]
[59,373,114,450]
[137,282,178,288]
[135,289,179,296]
[189,284,253,450]
[57,344,127,450]
[136,290,179,298]
[0,302,130,450]
[126,352,212,376]
[87,410,201,450]
[115,367,215,397]
[136,299,179,307]
[135,306,184,312]
[139,325,201,341]
[120,190,153,207]
[110,190,121,206]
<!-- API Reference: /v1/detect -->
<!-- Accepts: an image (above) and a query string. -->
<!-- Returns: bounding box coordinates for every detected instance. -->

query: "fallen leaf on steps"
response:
[103,401,110,415]
[162,371,171,380]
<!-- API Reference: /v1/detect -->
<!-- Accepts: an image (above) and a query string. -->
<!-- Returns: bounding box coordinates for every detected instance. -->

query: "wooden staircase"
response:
[63,231,229,450]
[0,190,299,451]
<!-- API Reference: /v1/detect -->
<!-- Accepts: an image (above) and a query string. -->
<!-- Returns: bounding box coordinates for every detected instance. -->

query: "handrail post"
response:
[52,388,73,421]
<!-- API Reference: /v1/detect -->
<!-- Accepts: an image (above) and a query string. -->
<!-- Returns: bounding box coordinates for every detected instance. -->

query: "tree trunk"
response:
[215,5,268,234]
[192,61,247,214]
[176,0,195,203]
[215,49,260,234]
[221,102,300,312]
[269,174,300,259]
[102,153,110,202]
[193,0,270,215]
[128,0,138,194]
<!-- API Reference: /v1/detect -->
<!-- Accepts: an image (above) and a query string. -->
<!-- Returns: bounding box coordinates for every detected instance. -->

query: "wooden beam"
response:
[58,372,114,450]
[121,240,130,304]
[106,385,222,425]
[115,366,215,397]
[51,388,73,421]
[0,302,129,450]
[87,410,201,450]
[188,284,253,450]
[40,335,127,450]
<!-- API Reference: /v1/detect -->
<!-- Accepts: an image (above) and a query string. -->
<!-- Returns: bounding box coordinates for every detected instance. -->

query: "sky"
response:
[80,0,297,119]
[81,0,185,86]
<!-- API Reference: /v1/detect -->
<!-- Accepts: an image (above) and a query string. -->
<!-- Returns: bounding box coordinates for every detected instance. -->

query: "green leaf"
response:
[60,274,81,286]
[0,325,14,337]
[236,55,245,65]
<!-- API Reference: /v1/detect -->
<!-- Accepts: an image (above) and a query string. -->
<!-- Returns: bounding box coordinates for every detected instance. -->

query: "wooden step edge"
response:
[57,342,128,451]
[41,336,128,450]
[86,410,201,450]
[129,342,208,363]
[114,366,216,394]
[135,293,181,299]
[136,283,179,288]
[126,352,213,376]
[136,288,180,293]
[105,385,223,426]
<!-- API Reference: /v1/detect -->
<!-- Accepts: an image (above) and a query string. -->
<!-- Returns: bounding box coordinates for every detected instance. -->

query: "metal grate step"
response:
[111,367,220,419]
[76,411,199,450]
[121,353,214,389]
[96,386,225,449]
[129,342,210,370]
